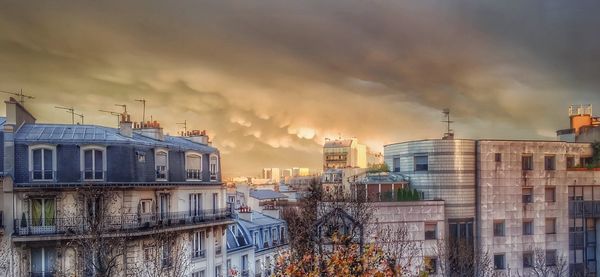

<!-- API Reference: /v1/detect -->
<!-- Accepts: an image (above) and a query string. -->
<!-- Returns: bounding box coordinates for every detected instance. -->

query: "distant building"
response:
[323,137,382,170]
[557,104,600,142]
[262,168,281,183]
[291,167,310,177]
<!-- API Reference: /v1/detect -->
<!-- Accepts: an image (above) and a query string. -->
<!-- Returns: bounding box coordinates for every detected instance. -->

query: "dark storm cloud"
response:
[0,0,598,175]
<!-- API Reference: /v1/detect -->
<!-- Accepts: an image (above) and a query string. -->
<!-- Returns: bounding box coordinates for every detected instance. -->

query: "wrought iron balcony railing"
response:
[186,169,202,180]
[14,208,232,237]
[191,249,206,259]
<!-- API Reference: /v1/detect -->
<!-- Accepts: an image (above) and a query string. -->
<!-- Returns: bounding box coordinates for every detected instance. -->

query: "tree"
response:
[434,239,495,277]
[130,231,190,277]
[373,225,423,276]
[518,248,568,277]
[57,186,128,277]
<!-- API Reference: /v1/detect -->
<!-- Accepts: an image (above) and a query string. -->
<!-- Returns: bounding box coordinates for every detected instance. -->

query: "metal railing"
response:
[191,249,206,259]
[30,170,55,181]
[29,271,55,277]
[186,169,202,180]
[14,208,232,237]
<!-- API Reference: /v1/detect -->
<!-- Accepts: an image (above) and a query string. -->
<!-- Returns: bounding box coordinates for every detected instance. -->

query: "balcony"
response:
[14,208,233,239]
[186,169,202,180]
[191,249,206,259]
[82,170,105,181]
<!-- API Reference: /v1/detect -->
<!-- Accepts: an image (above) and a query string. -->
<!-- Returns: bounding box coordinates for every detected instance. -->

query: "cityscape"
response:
[0,1,599,277]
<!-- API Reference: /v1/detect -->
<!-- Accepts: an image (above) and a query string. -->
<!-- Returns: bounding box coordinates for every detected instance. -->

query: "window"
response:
[567,156,576,168]
[545,187,556,202]
[546,218,556,234]
[523,251,533,268]
[393,158,400,172]
[31,198,55,227]
[546,250,557,266]
[215,265,222,277]
[139,199,153,214]
[265,256,272,275]
[544,155,556,171]
[143,245,154,262]
[82,147,105,180]
[522,155,533,170]
[254,232,259,248]
[189,193,203,217]
[425,222,437,240]
[159,193,170,219]
[185,153,202,180]
[424,257,437,273]
[215,231,222,255]
[263,230,270,248]
[212,193,219,213]
[522,188,533,204]
[210,154,219,181]
[242,255,249,271]
[255,259,262,276]
[155,150,168,180]
[570,187,584,201]
[495,153,502,162]
[161,241,172,268]
[30,146,55,180]
[192,231,205,259]
[191,270,205,277]
[523,219,534,235]
[226,259,231,272]
[273,228,279,244]
[31,247,56,276]
[494,254,505,270]
[493,220,505,237]
[136,151,146,163]
[414,155,428,171]
[280,227,286,243]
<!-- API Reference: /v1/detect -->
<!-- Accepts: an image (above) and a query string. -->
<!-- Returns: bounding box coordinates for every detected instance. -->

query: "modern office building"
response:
[382,137,599,276]
[0,97,233,277]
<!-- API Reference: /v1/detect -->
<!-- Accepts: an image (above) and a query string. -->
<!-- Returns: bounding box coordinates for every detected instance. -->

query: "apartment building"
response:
[0,98,233,276]
[383,138,600,276]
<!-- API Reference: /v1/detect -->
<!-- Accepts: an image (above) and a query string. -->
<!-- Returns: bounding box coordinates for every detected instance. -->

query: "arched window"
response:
[210,154,219,181]
[80,146,106,181]
[155,149,168,180]
[185,152,202,180]
[29,145,56,181]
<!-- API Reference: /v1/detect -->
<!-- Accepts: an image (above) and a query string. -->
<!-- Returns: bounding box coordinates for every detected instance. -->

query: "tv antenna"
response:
[0,89,35,105]
[135,98,146,124]
[177,120,187,135]
[115,104,127,114]
[72,111,84,124]
[442,108,454,138]
[99,110,122,127]
[55,106,76,124]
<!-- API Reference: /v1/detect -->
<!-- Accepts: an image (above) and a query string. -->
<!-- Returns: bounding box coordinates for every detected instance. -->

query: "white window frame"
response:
[185,151,203,181]
[80,145,107,181]
[209,154,219,181]
[29,144,57,181]
[192,231,206,259]
[139,199,153,214]
[155,149,169,181]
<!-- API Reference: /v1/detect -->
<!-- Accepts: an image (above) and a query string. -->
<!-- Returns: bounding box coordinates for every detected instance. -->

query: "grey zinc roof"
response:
[249,189,288,200]
[238,211,285,230]
[14,123,218,153]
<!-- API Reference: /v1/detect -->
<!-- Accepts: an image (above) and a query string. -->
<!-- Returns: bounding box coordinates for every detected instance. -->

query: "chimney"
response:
[183,129,210,145]
[118,112,133,137]
[133,120,164,141]
[4,97,36,178]
[238,206,253,222]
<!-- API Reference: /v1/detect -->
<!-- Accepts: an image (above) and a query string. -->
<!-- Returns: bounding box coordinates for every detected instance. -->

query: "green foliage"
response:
[395,187,420,201]
[367,163,389,173]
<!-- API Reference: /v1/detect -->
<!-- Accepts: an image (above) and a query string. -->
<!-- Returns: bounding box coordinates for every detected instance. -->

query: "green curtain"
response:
[44,199,55,226]
[32,199,42,226]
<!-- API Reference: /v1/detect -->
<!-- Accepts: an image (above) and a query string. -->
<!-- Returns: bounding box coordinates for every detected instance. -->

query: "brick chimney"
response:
[183,129,210,145]
[238,206,253,222]
[134,120,164,141]
[4,97,36,177]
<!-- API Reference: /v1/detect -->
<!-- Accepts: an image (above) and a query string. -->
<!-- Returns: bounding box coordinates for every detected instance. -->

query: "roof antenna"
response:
[99,110,121,127]
[177,120,187,136]
[73,111,84,124]
[0,89,35,105]
[135,98,146,125]
[55,106,76,124]
[442,108,454,140]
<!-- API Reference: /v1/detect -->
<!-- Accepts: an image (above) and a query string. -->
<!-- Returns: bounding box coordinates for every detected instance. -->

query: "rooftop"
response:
[249,189,288,200]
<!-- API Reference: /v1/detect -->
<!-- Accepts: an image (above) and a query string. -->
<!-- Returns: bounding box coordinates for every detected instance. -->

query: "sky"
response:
[0,1,599,177]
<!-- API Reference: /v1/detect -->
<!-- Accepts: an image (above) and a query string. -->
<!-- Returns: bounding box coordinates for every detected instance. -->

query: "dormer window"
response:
[155,150,168,180]
[185,152,202,180]
[210,154,219,181]
[81,146,106,181]
[29,145,56,181]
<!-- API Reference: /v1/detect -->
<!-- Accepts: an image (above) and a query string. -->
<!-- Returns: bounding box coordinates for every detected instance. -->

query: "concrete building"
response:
[323,138,368,169]
[557,104,600,142]
[262,168,281,183]
[382,137,600,276]
[0,98,233,277]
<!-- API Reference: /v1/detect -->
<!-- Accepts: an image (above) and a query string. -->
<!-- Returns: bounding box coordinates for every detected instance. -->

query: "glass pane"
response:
[43,149,53,170]
[45,248,56,273]
[94,150,103,179]
[187,155,201,170]
[84,150,93,170]
[31,248,43,274]
[32,199,43,226]
[33,149,42,171]
[44,199,55,226]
